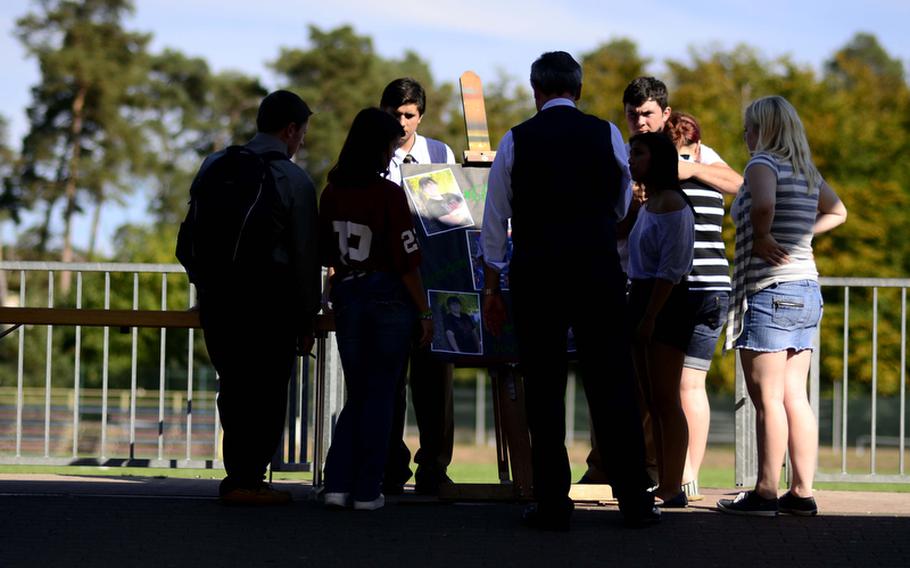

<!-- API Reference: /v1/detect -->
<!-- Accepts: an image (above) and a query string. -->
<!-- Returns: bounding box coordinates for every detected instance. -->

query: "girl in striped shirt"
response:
[718,96,847,517]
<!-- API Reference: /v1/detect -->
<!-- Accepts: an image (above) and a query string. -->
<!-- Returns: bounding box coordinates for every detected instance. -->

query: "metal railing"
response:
[3,263,907,487]
[0,261,318,471]
[735,277,910,486]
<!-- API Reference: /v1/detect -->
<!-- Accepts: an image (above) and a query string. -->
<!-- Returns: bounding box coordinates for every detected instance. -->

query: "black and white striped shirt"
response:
[682,176,731,292]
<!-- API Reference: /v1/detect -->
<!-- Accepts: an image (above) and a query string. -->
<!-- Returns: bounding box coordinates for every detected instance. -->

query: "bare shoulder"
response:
[648,189,688,214]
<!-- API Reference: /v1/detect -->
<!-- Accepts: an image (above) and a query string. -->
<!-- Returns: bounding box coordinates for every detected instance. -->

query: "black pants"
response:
[511,266,653,517]
[385,345,454,486]
[200,297,296,493]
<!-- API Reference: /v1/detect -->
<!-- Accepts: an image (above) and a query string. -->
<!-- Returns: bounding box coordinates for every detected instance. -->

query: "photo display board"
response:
[400,163,518,364]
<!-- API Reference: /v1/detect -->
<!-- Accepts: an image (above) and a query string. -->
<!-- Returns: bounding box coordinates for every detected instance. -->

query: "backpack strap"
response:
[426,137,448,164]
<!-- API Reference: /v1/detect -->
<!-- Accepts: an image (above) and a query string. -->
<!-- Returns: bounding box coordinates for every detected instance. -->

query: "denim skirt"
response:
[734,280,822,353]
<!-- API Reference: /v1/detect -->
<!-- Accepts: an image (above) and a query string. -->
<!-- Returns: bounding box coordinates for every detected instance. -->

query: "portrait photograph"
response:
[403,168,476,237]
[428,290,483,355]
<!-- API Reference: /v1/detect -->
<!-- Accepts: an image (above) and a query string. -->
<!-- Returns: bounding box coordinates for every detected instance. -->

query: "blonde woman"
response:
[719,96,846,516]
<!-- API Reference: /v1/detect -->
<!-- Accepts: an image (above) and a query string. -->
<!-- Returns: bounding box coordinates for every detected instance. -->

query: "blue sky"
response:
[1,0,909,254]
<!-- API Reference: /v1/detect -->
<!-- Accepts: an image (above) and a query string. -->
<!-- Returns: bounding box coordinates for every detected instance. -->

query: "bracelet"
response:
[420,310,434,320]
[482,288,500,297]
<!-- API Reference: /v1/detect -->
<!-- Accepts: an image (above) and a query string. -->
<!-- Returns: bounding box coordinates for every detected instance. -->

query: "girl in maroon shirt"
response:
[319,108,432,511]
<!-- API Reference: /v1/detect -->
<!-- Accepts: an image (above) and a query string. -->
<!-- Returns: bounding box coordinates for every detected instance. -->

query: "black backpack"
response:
[176,146,290,291]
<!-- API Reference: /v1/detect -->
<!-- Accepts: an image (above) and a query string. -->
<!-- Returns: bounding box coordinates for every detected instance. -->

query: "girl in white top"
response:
[627,132,695,507]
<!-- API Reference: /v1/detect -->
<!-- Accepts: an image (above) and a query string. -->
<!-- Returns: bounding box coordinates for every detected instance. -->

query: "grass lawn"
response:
[2,442,908,493]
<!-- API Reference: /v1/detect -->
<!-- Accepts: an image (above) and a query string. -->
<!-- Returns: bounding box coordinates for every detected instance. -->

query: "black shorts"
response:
[628,278,695,351]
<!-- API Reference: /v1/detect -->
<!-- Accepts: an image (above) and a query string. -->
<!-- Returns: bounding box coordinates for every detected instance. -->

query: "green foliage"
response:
[15,0,152,265]
[580,37,650,129]
[4,19,909,397]
[137,50,266,226]
[0,116,19,223]
[271,25,454,190]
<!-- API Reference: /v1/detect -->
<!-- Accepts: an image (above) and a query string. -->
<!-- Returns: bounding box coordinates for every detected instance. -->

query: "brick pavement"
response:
[1,475,908,567]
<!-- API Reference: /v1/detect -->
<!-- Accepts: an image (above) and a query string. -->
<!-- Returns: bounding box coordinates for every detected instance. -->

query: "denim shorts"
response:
[684,290,730,371]
[734,280,822,353]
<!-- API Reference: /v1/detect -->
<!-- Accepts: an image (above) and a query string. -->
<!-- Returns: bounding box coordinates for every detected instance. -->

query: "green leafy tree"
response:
[137,49,266,227]
[477,71,535,149]
[580,38,650,130]
[0,116,19,305]
[15,0,151,289]
[271,25,454,189]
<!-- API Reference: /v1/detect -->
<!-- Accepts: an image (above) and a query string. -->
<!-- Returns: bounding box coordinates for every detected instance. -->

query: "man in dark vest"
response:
[480,52,658,530]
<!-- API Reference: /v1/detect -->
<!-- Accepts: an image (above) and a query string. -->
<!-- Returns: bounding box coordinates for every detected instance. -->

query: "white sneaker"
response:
[323,492,350,509]
[353,494,385,511]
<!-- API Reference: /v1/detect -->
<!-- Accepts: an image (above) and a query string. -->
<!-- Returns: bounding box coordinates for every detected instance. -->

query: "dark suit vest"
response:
[510,105,624,278]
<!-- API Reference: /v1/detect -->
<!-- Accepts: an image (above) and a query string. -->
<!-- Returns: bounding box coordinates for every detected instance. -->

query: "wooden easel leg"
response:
[491,365,533,500]
[489,368,510,484]
[438,365,533,502]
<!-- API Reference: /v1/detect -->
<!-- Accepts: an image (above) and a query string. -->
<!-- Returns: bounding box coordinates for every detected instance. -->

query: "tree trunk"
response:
[87,193,104,262]
[37,198,56,253]
[60,85,88,295]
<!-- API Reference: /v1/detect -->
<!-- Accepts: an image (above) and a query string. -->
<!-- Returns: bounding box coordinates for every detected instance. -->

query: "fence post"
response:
[809,326,821,484]
[734,351,757,487]
[475,369,486,446]
[317,332,345,483]
[566,370,576,447]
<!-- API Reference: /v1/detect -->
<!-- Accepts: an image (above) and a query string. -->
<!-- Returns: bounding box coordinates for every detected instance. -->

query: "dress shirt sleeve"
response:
[481,129,514,272]
[611,123,633,220]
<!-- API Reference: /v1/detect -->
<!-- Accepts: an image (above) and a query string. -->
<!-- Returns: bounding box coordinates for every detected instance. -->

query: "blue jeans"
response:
[323,272,416,501]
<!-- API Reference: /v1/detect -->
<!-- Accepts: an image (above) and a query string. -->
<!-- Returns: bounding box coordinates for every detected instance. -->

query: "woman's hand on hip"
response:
[752,234,790,266]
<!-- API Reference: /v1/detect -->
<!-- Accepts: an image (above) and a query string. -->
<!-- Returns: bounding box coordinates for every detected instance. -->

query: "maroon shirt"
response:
[319,178,421,279]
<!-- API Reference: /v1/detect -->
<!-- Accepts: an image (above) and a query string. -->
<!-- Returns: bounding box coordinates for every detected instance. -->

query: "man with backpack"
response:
[379,78,457,495]
[176,90,320,505]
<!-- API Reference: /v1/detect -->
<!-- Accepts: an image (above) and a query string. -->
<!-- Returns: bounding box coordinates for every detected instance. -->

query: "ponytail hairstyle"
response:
[665,111,701,148]
[744,95,821,193]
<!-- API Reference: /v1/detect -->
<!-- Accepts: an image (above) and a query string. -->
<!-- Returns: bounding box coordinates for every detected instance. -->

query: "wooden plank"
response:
[0,307,199,328]
[460,71,497,167]
[0,307,335,333]
[463,150,496,165]
[569,484,615,503]
[460,71,492,153]
[438,482,522,502]
[439,484,615,504]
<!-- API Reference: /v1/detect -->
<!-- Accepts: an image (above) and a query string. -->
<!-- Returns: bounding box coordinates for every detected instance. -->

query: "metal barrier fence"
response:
[735,277,910,486]
[0,261,319,470]
[3,263,907,486]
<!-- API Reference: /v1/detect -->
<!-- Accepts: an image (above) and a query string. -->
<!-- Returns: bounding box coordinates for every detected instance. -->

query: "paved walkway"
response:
[1,475,908,567]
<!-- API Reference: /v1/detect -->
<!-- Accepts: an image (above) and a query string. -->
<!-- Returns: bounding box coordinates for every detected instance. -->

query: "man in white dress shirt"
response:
[481,52,658,530]
[380,78,458,495]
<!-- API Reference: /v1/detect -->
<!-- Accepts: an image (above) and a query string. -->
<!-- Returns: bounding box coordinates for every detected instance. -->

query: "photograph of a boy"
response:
[443,296,481,353]
[428,291,482,355]
[404,169,475,236]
